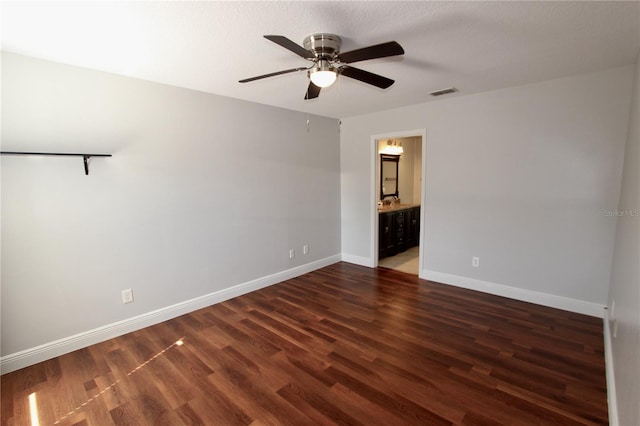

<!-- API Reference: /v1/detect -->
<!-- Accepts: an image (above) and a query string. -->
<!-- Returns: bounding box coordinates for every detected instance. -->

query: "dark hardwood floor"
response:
[1,262,608,425]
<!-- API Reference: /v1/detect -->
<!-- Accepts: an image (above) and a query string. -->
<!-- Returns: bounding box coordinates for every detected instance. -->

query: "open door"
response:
[372,130,426,277]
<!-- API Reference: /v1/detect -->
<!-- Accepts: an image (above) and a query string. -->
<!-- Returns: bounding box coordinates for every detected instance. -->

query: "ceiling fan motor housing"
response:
[303,33,342,59]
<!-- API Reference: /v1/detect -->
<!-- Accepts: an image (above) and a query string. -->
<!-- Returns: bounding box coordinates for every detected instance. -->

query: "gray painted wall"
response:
[1,52,341,357]
[608,50,640,426]
[341,65,634,307]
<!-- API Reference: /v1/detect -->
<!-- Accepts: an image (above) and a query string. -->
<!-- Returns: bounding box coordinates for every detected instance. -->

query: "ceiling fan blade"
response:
[340,66,395,89]
[239,67,307,83]
[337,41,404,64]
[304,82,321,100]
[264,35,315,59]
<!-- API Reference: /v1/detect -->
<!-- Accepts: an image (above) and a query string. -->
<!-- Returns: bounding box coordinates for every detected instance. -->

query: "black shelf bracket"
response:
[1,152,112,175]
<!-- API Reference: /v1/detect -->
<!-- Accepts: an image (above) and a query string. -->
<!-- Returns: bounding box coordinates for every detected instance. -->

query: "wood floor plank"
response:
[202,351,310,425]
[1,263,608,425]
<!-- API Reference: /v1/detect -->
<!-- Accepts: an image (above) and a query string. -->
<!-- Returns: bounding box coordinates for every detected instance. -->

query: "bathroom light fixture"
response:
[381,140,403,155]
[309,59,337,88]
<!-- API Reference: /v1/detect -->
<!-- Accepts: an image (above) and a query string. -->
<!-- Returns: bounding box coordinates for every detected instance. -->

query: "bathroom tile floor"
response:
[378,246,419,275]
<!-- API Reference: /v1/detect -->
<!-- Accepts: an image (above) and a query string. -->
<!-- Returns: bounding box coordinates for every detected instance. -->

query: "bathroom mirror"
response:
[380,154,400,199]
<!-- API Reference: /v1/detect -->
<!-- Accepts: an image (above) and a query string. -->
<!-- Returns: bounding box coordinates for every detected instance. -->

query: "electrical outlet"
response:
[472,257,480,267]
[303,244,309,255]
[289,249,295,259]
[122,288,134,304]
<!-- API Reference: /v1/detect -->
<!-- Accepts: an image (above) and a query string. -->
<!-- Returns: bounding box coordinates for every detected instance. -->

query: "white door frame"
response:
[370,129,427,277]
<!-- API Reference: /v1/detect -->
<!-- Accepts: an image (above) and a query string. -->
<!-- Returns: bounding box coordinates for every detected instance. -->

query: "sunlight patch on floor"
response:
[28,392,39,426]
[52,337,186,425]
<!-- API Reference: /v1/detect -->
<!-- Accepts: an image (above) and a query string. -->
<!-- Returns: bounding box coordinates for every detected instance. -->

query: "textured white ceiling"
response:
[2,1,639,119]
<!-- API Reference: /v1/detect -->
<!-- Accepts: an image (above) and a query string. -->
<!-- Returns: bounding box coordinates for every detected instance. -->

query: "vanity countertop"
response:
[378,203,420,213]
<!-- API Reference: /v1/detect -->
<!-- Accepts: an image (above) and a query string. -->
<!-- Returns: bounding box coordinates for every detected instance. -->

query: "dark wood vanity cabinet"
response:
[393,210,407,253]
[379,212,395,259]
[406,207,420,247]
[379,206,420,260]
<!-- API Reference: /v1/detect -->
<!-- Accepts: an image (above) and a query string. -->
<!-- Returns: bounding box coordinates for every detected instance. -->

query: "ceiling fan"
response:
[239,33,405,99]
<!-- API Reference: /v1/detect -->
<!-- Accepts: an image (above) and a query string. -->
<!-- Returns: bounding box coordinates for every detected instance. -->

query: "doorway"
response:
[372,130,426,277]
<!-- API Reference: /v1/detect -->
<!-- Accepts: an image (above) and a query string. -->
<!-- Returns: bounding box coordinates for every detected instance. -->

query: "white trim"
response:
[341,253,374,268]
[370,133,378,266]
[603,309,619,426]
[0,255,341,374]
[418,131,427,275]
[422,269,606,318]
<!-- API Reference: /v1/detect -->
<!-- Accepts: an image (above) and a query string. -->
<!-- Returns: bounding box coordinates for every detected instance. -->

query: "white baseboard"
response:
[603,309,619,426]
[0,254,342,374]
[341,253,375,267]
[422,270,606,318]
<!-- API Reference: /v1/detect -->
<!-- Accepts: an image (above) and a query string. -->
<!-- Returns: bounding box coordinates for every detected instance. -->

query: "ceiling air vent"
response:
[429,87,458,97]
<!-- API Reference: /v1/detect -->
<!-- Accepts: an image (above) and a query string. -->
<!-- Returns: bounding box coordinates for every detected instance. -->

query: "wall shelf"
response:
[0,151,112,175]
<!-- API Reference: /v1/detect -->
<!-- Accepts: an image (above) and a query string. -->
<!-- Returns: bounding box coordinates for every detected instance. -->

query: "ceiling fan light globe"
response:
[310,70,337,88]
